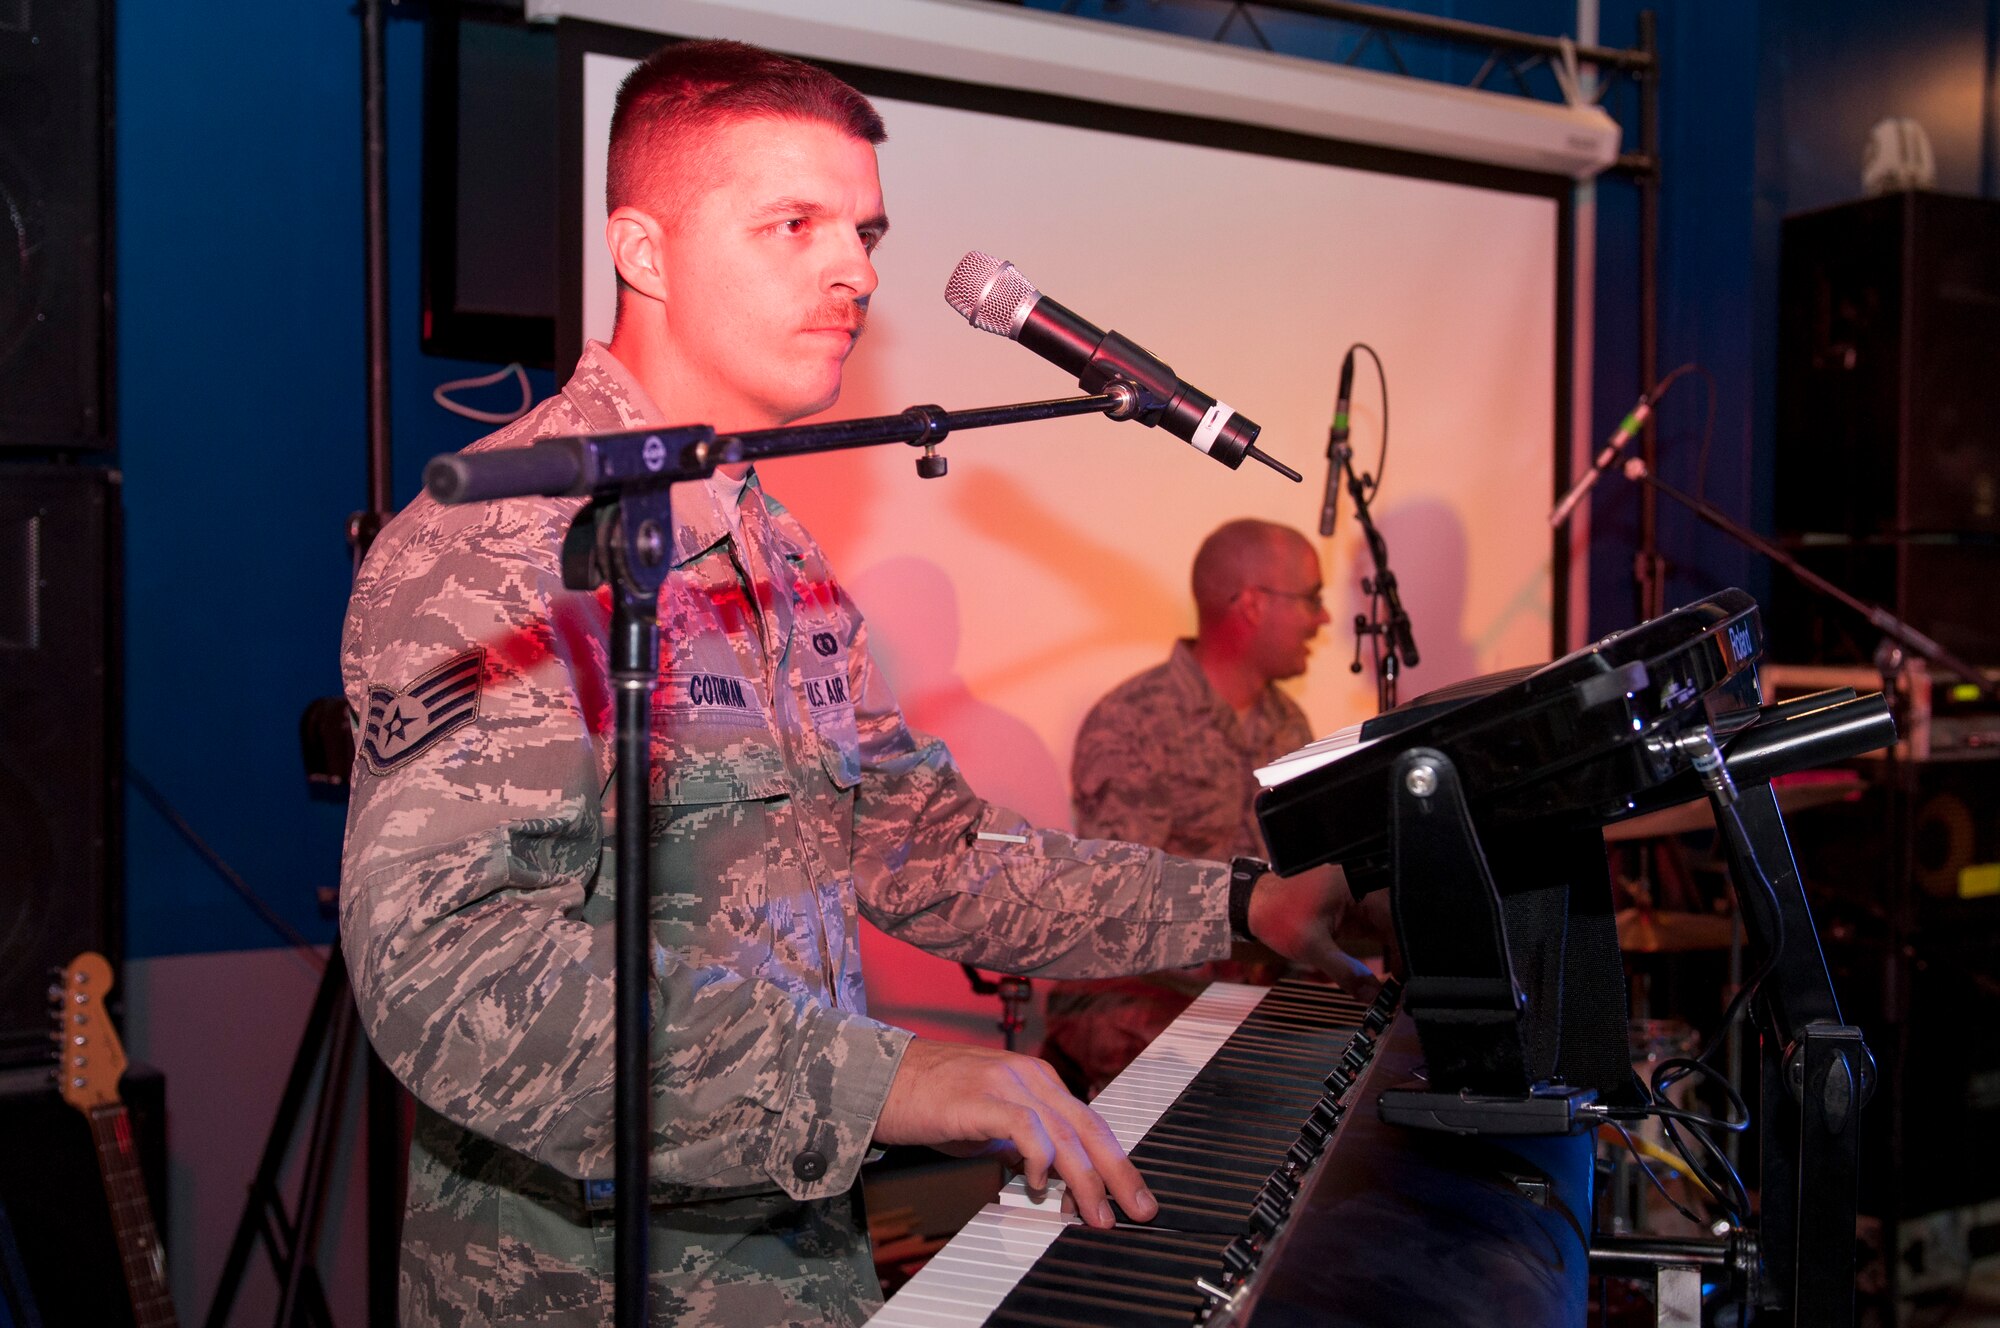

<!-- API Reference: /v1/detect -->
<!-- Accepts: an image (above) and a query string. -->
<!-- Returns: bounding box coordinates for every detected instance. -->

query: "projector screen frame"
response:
[552,16,1578,658]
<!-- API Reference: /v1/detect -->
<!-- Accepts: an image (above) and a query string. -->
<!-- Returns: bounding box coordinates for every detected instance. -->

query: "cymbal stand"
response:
[959,966,1032,1052]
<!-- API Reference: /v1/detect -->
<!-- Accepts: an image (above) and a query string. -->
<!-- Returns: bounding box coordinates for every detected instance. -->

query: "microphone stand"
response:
[1339,452,1420,713]
[1616,459,1997,704]
[424,383,1265,1327]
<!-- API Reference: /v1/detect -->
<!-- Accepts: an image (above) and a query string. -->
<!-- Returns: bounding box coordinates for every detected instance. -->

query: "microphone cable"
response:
[1339,343,1390,505]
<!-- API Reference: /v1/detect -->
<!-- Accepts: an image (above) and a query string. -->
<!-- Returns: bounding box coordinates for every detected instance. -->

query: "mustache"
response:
[807,299,868,336]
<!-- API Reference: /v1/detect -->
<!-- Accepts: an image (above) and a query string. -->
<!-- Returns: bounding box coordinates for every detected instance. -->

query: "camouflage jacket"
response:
[338,343,1234,1218]
[1043,642,1318,1095]
[1071,639,1312,862]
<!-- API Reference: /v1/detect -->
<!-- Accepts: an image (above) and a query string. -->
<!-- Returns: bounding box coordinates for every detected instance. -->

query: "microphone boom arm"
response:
[1620,459,1999,702]
[429,390,1157,503]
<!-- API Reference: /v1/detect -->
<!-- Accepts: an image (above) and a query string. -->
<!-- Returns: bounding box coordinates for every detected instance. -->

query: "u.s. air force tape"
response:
[1189,401,1236,455]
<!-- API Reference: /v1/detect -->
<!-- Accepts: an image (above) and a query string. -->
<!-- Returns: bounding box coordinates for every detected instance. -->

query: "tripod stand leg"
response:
[275,993,359,1328]
[366,1047,402,1328]
[205,946,351,1328]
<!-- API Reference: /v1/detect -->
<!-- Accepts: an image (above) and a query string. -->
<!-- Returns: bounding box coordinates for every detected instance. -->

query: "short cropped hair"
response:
[607,39,886,226]
[1192,518,1308,627]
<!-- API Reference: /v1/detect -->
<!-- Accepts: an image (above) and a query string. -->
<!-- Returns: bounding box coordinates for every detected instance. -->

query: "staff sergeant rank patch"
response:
[363,648,484,774]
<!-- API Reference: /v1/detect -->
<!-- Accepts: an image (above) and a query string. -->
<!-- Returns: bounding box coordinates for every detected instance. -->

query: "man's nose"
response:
[828,234,878,300]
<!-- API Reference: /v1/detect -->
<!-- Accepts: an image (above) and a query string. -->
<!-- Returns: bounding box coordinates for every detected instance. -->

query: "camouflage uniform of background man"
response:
[337,40,1359,1328]
[1043,520,1387,1099]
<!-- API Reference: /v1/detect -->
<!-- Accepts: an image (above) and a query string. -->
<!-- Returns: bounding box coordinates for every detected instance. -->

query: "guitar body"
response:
[53,953,181,1328]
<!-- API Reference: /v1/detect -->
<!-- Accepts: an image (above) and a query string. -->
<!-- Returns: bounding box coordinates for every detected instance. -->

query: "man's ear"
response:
[606,206,669,303]
[1233,587,1266,630]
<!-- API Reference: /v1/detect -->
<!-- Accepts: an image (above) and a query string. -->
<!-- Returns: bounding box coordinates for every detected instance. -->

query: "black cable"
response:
[126,766,328,967]
[1603,1117,1711,1228]
[1649,1056,1751,1132]
[1697,798,1789,1071]
[1348,342,1389,496]
[1632,794,1787,1224]
[1683,362,1720,501]
[1657,1103,1751,1224]
[1635,1089,1750,1225]
[1603,1058,1752,1226]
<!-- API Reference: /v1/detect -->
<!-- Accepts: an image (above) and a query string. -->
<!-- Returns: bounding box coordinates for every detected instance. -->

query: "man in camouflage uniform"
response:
[339,41,1357,1328]
[1042,520,1383,1098]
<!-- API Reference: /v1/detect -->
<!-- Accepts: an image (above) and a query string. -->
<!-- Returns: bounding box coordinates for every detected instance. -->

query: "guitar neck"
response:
[86,1104,180,1328]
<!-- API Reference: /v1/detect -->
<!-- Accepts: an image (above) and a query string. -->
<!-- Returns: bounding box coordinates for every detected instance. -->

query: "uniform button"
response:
[793,1150,828,1182]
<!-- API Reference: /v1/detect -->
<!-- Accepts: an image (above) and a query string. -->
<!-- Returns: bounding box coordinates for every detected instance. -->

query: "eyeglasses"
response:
[1250,585,1326,611]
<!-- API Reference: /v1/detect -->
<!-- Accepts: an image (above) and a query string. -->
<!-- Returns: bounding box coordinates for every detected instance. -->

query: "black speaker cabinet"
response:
[0,467,121,1067]
[1777,192,2000,539]
[1772,192,2000,666]
[0,0,113,450]
[0,1062,168,1328]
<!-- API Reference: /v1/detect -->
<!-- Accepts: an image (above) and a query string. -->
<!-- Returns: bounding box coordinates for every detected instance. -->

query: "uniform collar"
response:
[1166,639,1234,726]
[1168,638,1289,739]
[562,340,765,569]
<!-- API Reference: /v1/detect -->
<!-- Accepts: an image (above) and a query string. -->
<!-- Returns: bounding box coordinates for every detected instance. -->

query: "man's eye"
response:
[859,230,883,254]
[783,217,810,234]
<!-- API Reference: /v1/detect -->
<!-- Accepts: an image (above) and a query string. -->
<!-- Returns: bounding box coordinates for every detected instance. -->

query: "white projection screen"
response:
[559,21,1571,1045]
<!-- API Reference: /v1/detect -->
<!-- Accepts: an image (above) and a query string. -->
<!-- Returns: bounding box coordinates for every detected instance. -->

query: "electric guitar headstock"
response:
[51,950,128,1112]
[47,951,179,1327]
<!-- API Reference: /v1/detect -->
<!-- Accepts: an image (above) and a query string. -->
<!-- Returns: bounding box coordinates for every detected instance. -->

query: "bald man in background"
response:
[1041,519,1383,1098]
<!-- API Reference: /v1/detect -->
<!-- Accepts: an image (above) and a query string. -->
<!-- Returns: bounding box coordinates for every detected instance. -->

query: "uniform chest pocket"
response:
[799,669,860,790]
[651,672,792,804]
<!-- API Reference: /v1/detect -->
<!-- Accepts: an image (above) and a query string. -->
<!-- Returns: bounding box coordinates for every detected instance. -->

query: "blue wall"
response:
[117,4,552,957]
[114,0,1997,960]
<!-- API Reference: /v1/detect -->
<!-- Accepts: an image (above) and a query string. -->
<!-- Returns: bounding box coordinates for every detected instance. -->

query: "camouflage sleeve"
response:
[339,499,906,1204]
[839,618,1232,977]
[1070,694,1178,846]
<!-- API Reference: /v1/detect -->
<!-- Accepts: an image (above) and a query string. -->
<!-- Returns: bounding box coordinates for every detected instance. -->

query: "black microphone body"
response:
[1018,294,1263,468]
[1318,349,1356,538]
[945,252,1295,479]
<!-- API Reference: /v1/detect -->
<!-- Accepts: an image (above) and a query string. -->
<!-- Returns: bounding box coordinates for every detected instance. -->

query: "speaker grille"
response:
[0,467,117,1066]
[0,0,112,449]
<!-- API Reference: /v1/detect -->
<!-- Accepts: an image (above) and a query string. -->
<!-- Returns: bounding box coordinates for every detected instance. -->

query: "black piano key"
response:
[1198,1045,1348,1082]
[1128,1176,1269,1231]
[987,1229,1230,1327]
[1038,1243,1224,1289]
[1167,1078,1321,1118]
[987,1288,1198,1328]
[1137,1116,1297,1155]
[1130,1127,1290,1167]
[1150,1081,1315,1121]
[1063,1223,1234,1261]
[1126,1142,1272,1188]
[1003,1265,1203,1310]
[1134,1160,1264,1197]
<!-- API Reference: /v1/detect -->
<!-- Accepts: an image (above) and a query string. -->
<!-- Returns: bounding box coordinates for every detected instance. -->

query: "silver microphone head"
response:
[944,251,1040,338]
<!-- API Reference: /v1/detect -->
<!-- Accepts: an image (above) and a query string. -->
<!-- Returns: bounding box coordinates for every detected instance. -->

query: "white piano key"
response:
[867,1204,1071,1326]
[1254,722,1373,786]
